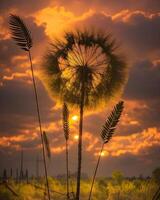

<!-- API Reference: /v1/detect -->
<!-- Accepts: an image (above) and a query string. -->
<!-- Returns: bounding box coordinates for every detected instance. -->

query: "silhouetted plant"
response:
[1,169,18,197]
[3,169,7,182]
[20,149,24,181]
[43,131,51,159]
[62,103,70,199]
[16,168,19,183]
[41,30,128,200]
[88,101,124,200]
[25,169,29,184]
[10,168,12,178]
[9,14,51,200]
[2,183,18,197]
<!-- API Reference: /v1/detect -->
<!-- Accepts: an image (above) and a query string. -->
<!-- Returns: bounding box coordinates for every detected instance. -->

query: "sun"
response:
[74,135,79,140]
[101,151,108,157]
[72,115,78,121]
[94,151,108,157]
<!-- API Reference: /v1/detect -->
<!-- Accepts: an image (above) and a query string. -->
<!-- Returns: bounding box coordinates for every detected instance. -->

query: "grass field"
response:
[0,175,159,200]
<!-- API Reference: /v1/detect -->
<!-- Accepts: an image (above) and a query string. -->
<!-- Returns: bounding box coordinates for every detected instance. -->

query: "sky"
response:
[0,0,160,178]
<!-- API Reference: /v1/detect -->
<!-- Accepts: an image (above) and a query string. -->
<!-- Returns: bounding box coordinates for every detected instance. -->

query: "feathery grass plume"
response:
[63,103,69,140]
[101,101,124,144]
[88,101,124,200]
[43,131,51,159]
[9,14,51,200]
[62,103,70,199]
[41,30,128,200]
[9,14,32,51]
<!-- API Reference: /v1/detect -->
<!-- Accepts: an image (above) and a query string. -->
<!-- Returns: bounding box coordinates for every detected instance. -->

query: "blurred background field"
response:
[0,169,159,200]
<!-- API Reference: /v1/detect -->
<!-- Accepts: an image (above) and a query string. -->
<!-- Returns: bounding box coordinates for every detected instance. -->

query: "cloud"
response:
[0,131,38,148]
[54,0,160,14]
[98,145,160,176]
[70,10,160,59]
[125,60,160,100]
[79,127,160,160]
[0,79,54,138]
[104,127,160,157]
[34,6,74,38]
[0,0,51,15]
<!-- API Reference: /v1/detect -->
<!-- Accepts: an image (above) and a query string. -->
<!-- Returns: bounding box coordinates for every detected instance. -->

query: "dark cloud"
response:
[0,0,51,15]
[123,59,160,130]
[0,79,52,116]
[74,11,160,58]
[0,79,54,136]
[125,60,160,100]
[114,12,160,56]
[0,114,35,136]
[55,0,160,14]
[0,39,22,67]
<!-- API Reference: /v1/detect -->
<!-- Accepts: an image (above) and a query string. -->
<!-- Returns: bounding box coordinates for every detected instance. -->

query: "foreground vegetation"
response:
[0,173,159,200]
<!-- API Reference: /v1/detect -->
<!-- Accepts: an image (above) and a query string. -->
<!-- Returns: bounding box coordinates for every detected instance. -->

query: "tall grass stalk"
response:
[9,15,51,200]
[88,101,124,200]
[63,103,70,199]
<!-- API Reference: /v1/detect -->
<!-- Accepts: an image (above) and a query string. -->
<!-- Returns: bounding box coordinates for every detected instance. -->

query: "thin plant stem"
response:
[20,149,23,182]
[28,50,51,200]
[66,139,70,199]
[88,143,105,200]
[70,175,76,199]
[76,71,85,200]
[76,101,84,200]
[4,183,19,197]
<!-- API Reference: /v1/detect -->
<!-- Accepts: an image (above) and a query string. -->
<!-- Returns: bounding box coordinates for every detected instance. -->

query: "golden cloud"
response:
[0,131,38,148]
[33,6,95,38]
[3,71,30,81]
[99,127,160,157]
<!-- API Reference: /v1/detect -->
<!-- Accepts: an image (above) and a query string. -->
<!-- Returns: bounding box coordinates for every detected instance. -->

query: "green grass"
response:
[0,177,158,200]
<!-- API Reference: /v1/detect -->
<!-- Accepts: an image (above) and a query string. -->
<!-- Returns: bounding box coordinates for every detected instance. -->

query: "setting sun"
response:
[101,151,105,156]
[74,135,79,140]
[72,115,78,121]
[101,151,108,157]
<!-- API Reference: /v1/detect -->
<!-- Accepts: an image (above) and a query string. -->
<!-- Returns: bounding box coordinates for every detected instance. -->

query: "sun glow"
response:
[101,151,108,157]
[72,115,78,121]
[74,135,79,140]
[94,150,108,157]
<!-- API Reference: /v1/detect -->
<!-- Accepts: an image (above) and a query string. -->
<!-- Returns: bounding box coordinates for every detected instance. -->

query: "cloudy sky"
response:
[0,0,160,178]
